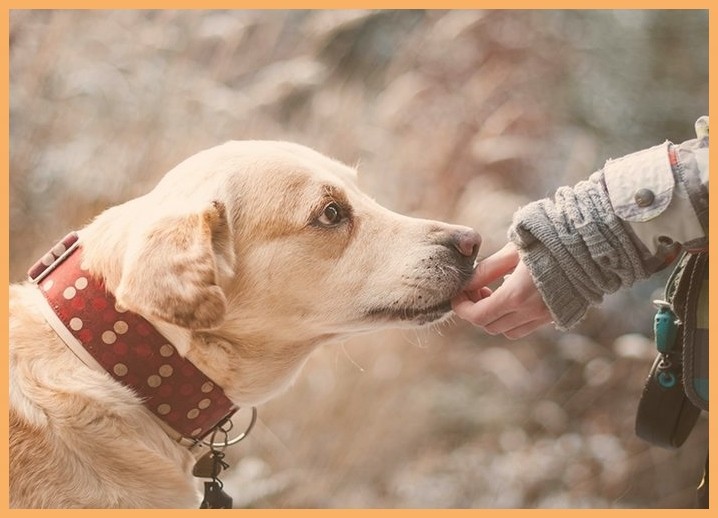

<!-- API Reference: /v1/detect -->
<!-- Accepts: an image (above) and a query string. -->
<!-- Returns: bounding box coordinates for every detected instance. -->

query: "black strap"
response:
[635,252,704,448]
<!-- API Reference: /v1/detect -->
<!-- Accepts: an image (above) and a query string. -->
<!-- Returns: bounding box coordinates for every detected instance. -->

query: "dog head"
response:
[81,141,480,401]
[102,141,479,337]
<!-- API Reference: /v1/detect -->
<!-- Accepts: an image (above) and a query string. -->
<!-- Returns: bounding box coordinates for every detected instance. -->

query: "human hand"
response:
[451,243,553,339]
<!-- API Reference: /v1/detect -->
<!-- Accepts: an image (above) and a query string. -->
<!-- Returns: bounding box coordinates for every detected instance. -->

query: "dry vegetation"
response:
[10,10,708,508]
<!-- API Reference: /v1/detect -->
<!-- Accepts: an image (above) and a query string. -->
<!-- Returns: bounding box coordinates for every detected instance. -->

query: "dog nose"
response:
[453,229,482,259]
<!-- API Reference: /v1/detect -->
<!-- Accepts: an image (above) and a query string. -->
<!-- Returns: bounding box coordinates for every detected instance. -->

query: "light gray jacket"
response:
[510,116,709,330]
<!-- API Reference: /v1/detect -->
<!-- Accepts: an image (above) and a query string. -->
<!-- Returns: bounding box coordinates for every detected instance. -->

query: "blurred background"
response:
[10,10,708,508]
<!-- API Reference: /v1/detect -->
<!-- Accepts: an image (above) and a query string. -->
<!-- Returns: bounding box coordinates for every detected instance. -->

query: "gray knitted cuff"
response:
[508,171,650,330]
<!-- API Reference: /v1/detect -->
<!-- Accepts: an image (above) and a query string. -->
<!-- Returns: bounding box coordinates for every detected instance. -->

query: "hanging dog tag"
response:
[193,451,223,479]
[200,481,233,509]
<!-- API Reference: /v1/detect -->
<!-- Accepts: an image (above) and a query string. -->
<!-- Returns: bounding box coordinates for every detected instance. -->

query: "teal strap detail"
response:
[653,302,679,354]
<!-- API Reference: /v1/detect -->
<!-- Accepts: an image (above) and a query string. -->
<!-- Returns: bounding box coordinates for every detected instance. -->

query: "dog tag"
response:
[193,451,223,479]
[200,481,233,509]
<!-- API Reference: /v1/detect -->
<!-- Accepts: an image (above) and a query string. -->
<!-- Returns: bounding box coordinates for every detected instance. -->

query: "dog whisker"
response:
[340,342,365,373]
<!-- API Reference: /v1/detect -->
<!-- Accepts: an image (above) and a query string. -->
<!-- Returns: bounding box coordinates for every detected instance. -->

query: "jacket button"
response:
[634,188,655,207]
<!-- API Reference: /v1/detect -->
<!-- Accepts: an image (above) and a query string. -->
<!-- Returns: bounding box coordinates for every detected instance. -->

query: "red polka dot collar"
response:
[28,232,239,443]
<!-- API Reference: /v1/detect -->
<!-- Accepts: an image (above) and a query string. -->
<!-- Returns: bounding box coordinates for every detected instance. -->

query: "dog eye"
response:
[317,202,343,226]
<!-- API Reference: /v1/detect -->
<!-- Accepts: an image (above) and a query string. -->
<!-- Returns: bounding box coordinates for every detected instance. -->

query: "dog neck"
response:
[28,232,240,444]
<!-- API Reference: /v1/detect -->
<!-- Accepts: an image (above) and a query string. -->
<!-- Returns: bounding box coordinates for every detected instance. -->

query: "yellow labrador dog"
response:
[9,141,480,508]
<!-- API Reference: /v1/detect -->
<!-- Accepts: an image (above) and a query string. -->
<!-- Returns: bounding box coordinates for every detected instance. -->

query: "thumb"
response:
[464,242,520,292]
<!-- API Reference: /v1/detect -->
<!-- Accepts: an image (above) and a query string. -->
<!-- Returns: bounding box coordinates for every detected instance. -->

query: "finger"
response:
[503,317,553,340]
[483,284,551,335]
[483,310,534,336]
[464,242,520,291]
[463,286,493,303]
[451,295,479,320]
[452,284,514,326]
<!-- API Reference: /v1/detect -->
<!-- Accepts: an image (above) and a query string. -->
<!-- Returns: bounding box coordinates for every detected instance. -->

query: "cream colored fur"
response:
[9,141,480,508]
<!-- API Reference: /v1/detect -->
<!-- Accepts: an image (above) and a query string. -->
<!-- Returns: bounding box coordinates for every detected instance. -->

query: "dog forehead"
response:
[220,140,357,182]
[155,140,361,217]
[225,142,359,200]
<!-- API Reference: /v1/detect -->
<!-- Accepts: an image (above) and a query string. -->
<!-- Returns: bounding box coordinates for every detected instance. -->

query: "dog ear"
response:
[115,201,236,330]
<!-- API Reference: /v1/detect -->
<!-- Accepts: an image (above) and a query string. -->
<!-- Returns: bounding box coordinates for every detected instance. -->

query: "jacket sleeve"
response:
[604,116,708,258]
[508,116,709,330]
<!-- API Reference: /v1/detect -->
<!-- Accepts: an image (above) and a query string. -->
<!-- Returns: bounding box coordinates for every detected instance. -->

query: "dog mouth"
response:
[365,300,453,326]
[363,259,475,326]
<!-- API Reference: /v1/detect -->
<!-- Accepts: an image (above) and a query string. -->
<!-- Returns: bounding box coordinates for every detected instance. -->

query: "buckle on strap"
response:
[27,232,81,284]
